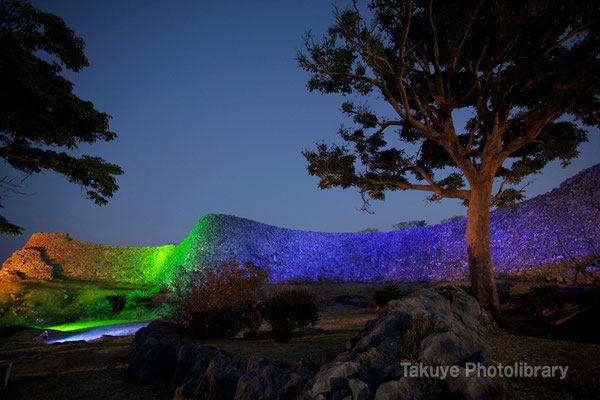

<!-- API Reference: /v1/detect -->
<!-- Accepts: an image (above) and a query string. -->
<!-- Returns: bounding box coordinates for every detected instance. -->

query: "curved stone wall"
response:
[1,164,599,284]
[0,233,178,284]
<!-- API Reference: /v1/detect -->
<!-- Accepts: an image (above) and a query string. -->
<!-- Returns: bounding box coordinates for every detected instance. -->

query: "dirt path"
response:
[0,334,170,400]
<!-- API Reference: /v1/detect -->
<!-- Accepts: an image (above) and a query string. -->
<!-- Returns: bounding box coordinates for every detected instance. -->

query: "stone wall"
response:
[176,164,600,282]
[0,232,179,284]
[1,164,599,284]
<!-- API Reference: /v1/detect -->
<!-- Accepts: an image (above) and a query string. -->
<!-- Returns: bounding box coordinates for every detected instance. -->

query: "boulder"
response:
[374,377,424,400]
[304,362,367,398]
[130,288,504,399]
[128,337,187,384]
[446,368,506,400]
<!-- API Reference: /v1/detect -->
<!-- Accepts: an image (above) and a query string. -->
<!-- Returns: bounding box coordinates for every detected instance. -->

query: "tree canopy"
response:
[298,0,599,315]
[299,0,598,208]
[0,0,123,235]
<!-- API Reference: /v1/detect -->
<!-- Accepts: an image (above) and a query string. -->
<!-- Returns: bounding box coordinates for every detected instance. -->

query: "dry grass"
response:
[486,331,600,399]
[194,307,378,363]
[1,280,599,399]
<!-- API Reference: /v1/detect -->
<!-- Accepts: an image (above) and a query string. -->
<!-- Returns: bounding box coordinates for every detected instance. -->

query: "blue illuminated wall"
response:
[179,164,600,282]
[2,165,598,283]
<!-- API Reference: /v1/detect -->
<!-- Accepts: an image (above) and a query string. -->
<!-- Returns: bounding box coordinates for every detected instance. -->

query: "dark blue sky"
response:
[1,1,598,262]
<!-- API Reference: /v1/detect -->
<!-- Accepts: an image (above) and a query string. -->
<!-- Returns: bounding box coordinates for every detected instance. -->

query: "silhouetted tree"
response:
[0,0,123,234]
[359,227,379,233]
[392,220,426,230]
[299,0,599,317]
[441,215,465,224]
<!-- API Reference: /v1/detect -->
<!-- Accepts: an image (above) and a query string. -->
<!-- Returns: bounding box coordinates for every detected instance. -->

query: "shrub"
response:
[391,220,427,231]
[509,285,564,314]
[84,300,112,320]
[171,257,266,338]
[105,295,127,312]
[390,316,446,362]
[261,288,319,342]
[372,284,403,308]
[125,289,155,318]
[440,215,465,224]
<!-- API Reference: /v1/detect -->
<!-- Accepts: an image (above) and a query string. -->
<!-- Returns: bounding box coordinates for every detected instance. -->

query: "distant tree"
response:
[0,0,123,235]
[298,0,599,317]
[359,227,379,233]
[441,215,465,224]
[391,220,426,230]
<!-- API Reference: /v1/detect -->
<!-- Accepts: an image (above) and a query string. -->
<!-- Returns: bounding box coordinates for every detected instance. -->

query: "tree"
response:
[440,215,465,224]
[0,0,123,235]
[392,220,426,230]
[298,0,599,318]
[359,227,379,233]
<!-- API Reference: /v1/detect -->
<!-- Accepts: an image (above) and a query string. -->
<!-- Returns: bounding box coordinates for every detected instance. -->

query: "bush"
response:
[105,295,127,312]
[84,300,112,319]
[509,285,564,314]
[372,284,403,308]
[440,215,465,224]
[171,257,266,338]
[390,316,446,362]
[391,220,427,231]
[261,288,319,342]
[125,289,155,318]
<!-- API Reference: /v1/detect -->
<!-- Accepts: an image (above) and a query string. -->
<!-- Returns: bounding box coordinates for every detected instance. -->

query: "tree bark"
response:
[466,181,502,320]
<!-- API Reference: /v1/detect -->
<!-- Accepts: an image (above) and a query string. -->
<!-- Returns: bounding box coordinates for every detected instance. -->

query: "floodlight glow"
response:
[45,321,150,344]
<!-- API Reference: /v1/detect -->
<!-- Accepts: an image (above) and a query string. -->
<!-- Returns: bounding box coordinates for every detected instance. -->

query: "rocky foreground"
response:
[129,287,505,399]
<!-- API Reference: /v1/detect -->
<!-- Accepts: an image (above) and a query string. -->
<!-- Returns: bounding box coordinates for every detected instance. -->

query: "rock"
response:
[436,286,491,332]
[172,344,219,387]
[353,312,407,353]
[130,320,182,356]
[128,337,187,384]
[374,377,424,400]
[419,332,472,365]
[182,351,244,400]
[129,287,504,400]
[304,362,366,398]
[446,368,506,400]
[333,351,356,363]
[348,378,371,399]
[375,336,402,357]
[235,372,264,400]
[279,362,314,399]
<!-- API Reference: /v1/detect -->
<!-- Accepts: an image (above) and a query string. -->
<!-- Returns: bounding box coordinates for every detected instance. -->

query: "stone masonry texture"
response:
[1,164,599,284]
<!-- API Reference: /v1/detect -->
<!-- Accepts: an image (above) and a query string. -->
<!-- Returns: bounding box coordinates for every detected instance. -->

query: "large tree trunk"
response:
[466,181,502,320]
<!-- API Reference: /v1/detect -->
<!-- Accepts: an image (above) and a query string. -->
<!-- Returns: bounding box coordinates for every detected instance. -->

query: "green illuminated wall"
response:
[0,216,223,285]
[0,232,182,285]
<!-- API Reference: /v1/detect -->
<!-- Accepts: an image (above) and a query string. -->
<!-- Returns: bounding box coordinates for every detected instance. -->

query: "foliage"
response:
[105,295,127,313]
[509,285,565,315]
[390,316,446,363]
[299,0,597,209]
[84,300,112,320]
[358,227,379,233]
[440,215,465,224]
[391,220,427,231]
[372,283,403,308]
[298,0,599,311]
[309,353,336,373]
[261,288,319,342]
[124,289,155,318]
[171,256,266,338]
[0,0,123,234]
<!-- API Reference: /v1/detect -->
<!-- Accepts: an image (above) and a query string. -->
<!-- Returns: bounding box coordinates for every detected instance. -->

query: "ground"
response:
[0,280,598,399]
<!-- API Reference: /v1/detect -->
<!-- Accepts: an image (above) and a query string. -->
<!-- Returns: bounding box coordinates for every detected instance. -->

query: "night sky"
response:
[1,0,598,263]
